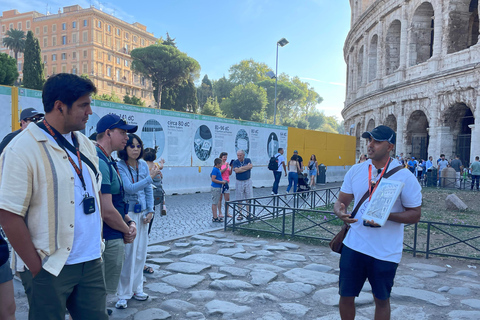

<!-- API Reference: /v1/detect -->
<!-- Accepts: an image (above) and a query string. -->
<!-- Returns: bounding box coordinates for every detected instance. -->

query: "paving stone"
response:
[447,310,480,319]
[448,287,472,296]
[391,287,450,306]
[309,255,328,263]
[255,256,274,263]
[283,268,338,285]
[189,290,217,302]
[208,272,227,280]
[314,314,369,320]
[233,292,279,304]
[256,312,285,320]
[190,245,213,253]
[245,263,285,273]
[277,253,307,261]
[395,275,425,289]
[253,240,269,245]
[146,258,174,265]
[205,300,252,317]
[190,240,214,246]
[273,260,299,268]
[145,283,178,294]
[455,270,478,278]
[232,252,256,260]
[162,274,205,289]
[209,279,254,290]
[215,238,235,243]
[361,281,372,292]
[174,242,190,248]
[406,263,447,273]
[416,271,439,278]
[389,305,428,320]
[205,232,227,238]
[163,249,191,257]
[461,299,480,309]
[263,245,288,251]
[165,262,211,274]
[216,247,246,256]
[181,254,235,266]
[185,311,206,319]
[312,287,373,306]
[219,243,235,248]
[147,245,171,254]
[250,270,277,286]
[109,307,138,319]
[237,242,262,247]
[275,242,300,249]
[438,286,450,292]
[251,250,275,256]
[266,281,315,299]
[219,266,250,277]
[304,264,333,273]
[159,299,196,312]
[133,308,171,320]
[279,303,310,317]
[191,235,217,241]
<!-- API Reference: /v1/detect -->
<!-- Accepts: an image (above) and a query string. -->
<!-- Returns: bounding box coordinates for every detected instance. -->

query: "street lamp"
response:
[274,38,289,125]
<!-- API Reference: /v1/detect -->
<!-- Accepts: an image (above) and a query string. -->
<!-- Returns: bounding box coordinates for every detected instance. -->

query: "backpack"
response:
[153,184,164,206]
[268,155,280,171]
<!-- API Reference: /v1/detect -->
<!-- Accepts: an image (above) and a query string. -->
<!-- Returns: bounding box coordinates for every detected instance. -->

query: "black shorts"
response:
[339,245,398,300]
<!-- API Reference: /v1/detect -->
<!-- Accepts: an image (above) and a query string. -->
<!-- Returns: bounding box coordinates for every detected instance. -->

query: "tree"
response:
[307,111,326,130]
[2,29,26,61]
[123,94,145,106]
[212,76,235,104]
[201,97,223,117]
[130,44,200,108]
[93,91,122,103]
[23,31,45,90]
[0,53,19,85]
[228,59,271,85]
[197,74,213,108]
[161,79,198,112]
[162,32,177,47]
[220,83,267,122]
[256,79,304,121]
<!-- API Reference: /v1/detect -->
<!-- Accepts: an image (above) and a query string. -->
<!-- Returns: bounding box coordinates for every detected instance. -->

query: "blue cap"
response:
[96,114,137,134]
[362,125,396,144]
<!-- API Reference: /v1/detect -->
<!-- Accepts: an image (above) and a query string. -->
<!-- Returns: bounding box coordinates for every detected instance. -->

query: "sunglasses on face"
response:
[128,144,142,149]
[25,117,43,123]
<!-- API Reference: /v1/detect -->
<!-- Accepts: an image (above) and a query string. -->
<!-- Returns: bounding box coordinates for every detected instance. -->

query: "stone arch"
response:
[443,103,475,164]
[356,122,362,159]
[409,2,434,66]
[406,111,429,160]
[357,46,364,88]
[386,20,402,75]
[447,0,479,53]
[385,114,398,155]
[368,35,378,82]
[366,118,375,132]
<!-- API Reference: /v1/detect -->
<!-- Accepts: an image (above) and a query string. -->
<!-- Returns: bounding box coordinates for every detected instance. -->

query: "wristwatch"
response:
[127,220,136,226]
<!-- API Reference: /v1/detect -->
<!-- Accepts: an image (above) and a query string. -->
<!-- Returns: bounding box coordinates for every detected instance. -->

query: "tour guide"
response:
[333,125,422,320]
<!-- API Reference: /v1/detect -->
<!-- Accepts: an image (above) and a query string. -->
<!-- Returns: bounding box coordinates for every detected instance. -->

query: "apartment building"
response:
[0,5,157,106]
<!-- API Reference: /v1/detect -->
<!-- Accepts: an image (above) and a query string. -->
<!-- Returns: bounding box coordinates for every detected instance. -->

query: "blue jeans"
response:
[272,171,282,194]
[286,172,298,193]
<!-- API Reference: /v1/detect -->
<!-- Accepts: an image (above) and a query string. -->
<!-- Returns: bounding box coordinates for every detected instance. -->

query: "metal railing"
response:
[225,187,480,261]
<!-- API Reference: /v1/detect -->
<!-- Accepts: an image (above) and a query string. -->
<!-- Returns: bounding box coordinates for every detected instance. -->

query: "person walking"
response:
[308,154,319,189]
[333,125,422,320]
[470,156,480,191]
[286,155,301,194]
[271,148,287,195]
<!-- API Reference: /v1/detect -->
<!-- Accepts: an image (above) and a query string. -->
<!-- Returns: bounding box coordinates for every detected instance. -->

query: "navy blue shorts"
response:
[339,245,398,300]
[0,261,13,284]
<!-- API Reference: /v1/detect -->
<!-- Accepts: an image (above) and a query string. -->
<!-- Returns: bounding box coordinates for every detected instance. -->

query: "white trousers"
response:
[116,210,149,299]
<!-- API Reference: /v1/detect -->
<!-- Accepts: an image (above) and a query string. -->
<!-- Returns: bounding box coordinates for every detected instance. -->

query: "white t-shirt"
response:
[341,159,422,263]
[275,153,286,172]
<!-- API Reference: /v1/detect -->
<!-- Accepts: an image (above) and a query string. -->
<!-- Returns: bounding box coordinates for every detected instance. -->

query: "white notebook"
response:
[362,178,404,226]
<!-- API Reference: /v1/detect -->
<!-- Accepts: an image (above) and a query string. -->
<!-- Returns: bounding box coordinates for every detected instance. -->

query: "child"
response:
[211,158,226,222]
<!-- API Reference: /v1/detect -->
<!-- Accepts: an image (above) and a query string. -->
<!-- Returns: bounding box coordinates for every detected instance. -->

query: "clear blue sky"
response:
[6,0,352,119]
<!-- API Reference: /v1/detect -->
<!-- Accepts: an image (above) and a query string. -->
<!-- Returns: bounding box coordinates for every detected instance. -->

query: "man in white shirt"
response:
[333,125,422,320]
[272,148,287,195]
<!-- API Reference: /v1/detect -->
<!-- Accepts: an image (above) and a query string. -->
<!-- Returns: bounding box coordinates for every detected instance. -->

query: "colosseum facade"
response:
[343,0,479,166]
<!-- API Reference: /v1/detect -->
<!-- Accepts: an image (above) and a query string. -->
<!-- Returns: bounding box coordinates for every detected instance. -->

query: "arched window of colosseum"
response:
[366,119,375,132]
[357,46,364,88]
[409,2,434,66]
[406,111,429,160]
[385,20,401,75]
[443,103,474,164]
[447,0,479,53]
[385,114,398,155]
[368,35,378,82]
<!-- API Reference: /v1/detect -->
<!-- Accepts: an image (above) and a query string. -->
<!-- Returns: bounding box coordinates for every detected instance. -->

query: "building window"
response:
[62,36,67,45]
[43,55,47,63]
[52,24,56,32]
[35,27,39,34]
[52,66,57,74]
[125,44,129,52]
[72,33,77,43]
[52,36,57,46]
[52,54,57,61]
[141,38,144,46]
[116,69,121,80]
[72,21,76,28]
[83,19,87,27]
[107,25,111,32]
[133,35,137,43]
[116,57,120,64]
[43,26,47,34]
[83,63,88,74]
[26,21,31,29]
[9,23,13,30]
[62,65,66,73]
[72,65,77,74]
[72,52,76,59]
[116,28,120,36]
[62,23,66,30]
[385,20,401,75]
[125,60,129,67]
[17,22,22,30]
[97,20,101,28]
[62,53,66,60]
[18,62,22,71]
[43,37,47,47]
[108,54,111,61]
[83,31,88,42]
[125,32,129,40]
[107,67,112,77]
[2,25,5,33]
[83,50,87,58]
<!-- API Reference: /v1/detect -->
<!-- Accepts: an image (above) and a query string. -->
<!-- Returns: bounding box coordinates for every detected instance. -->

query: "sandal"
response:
[143,266,154,274]
[212,217,222,223]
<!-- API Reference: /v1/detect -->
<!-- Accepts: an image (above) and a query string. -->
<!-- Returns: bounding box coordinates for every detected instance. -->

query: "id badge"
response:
[83,194,96,215]
[134,203,142,213]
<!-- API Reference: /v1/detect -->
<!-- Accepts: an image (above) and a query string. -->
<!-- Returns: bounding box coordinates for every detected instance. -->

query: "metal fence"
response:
[225,187,480,261]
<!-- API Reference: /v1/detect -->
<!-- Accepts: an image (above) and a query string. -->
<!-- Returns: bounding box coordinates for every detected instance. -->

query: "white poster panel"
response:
[0,86,13,138]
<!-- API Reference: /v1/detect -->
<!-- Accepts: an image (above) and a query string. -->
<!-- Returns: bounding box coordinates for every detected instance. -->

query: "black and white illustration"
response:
[267,132,279,158]
[235,129,250,157]
[141,119,166,159]
[194,125,213,161]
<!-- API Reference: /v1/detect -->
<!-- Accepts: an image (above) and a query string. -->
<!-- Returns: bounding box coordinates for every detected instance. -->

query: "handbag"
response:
[329,162,404,253]
[0,233,9,267]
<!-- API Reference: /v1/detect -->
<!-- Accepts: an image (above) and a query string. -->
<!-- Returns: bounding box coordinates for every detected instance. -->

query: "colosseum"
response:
[343,0,479,166]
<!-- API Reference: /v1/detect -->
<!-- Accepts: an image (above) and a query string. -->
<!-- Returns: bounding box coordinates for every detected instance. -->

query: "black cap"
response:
[20,108,44,121]
[96,114,137,134]
[362,125,396,144]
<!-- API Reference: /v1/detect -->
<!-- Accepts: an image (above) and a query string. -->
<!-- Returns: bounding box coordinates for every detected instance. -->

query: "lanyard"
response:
[96,143,121,177]
[41,120,87,192]
[368,158,391,201]
[127,161,139,183]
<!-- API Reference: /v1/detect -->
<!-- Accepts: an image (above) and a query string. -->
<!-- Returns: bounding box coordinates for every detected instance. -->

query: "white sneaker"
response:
[115,299,127,309]
[133,292,149,301]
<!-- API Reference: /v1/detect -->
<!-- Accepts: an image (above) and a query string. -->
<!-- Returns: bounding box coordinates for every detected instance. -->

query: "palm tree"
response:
[2,28,26,61]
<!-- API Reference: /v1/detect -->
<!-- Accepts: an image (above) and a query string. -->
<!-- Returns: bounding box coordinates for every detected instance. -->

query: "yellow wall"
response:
[287,127,356,166]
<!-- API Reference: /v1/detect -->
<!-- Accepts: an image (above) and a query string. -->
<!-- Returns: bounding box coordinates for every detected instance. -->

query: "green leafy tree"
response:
[281,118,298,128]
[197,74,213,108]
[297,119,309,129]
[123,94,145,106]
[256,79,304,122]
[220,83,267,122]
[80,73,90,80]
[162,32,177,47]
[228,59,271,85]
[23,31,45,90]
[93,91,122,103]
[0,53,19,85]
[201,97,224,117]
[212,76,235,104]
[2,28,26,61]
[307,110,326,130]
[130,44,200,108]
[161,79,198,112]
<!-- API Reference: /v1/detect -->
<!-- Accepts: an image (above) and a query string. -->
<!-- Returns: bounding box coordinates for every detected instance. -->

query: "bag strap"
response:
[350,162,404,219]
